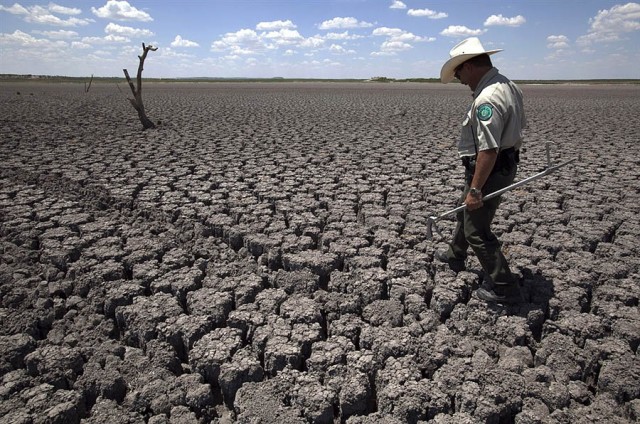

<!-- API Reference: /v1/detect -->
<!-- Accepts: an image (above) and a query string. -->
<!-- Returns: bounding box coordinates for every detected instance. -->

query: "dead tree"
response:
[123,43,157,129]
[85,74,93,93]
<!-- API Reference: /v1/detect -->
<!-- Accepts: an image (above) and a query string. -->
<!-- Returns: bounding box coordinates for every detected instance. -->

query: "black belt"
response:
[462,147,519,172]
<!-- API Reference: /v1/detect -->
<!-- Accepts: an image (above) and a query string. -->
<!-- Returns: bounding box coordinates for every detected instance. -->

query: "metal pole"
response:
[426,150,577,239]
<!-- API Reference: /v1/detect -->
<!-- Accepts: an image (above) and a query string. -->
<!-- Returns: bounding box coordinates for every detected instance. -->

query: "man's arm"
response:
[465,148,498,210]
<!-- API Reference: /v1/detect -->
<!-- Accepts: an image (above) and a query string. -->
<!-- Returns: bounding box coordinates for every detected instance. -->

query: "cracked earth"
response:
[1,82,639,423]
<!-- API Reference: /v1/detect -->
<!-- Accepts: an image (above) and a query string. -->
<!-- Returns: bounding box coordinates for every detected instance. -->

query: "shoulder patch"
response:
[477,103,493,121]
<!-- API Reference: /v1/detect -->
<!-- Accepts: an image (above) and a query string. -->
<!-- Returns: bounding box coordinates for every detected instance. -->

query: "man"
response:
[436,37,526,304]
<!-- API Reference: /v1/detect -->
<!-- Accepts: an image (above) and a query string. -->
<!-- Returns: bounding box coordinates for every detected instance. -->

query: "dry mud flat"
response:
[0,81,639,423]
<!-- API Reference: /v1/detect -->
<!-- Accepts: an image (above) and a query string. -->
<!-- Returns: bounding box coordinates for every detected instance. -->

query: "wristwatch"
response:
[469,187,482,197]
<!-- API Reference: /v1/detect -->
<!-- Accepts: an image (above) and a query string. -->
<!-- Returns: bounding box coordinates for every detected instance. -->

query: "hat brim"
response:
[440,49,502,84]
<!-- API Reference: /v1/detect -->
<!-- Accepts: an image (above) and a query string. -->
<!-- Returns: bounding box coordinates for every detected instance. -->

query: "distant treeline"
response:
[1,74,638,85]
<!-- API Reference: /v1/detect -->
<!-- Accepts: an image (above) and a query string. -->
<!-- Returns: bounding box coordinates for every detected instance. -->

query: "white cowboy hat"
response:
[440,37,503,84]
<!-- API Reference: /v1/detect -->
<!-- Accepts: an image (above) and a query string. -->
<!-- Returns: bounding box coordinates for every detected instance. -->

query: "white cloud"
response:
[577,2,640,45]
[81,34,129,44]
[390,1,406,9]
[48,3,81,15]
[440,26,485,37]
[0,3,30,15]
[318,17,373,30]
[211,29,267,55]
[371,50,395,57]
[104,34,129,42]
[0,3,92,26]
[0,29,67,48]
[0,29,37,44]
[372,27,432,43]
[157,47,194,59]
[211,27,327,55]
[407,8,447,19]
[326,31,363,40]
[256,20,297,31]
[371,27,433,56]
[380,40,413,52]
[590,2,640,33]
[262,28,305,46]
[171,35,199,48]
[35,29,79,39]
[547,35,570,49]
[329,43,355,54]
[105,22,153,37]
[70,41,91,49]
[300,35,325,49]
[91,0,152,22]
[484,14,526,27]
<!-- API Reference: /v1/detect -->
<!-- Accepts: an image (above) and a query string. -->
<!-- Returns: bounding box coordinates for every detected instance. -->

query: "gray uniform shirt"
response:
[458,67,527,158]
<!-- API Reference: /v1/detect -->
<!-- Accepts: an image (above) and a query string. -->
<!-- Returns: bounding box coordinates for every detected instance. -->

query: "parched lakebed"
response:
[1,82,639,423]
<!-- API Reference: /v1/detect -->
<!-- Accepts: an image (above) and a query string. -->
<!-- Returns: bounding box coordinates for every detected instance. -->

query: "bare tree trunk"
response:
[123,43,157,130]
[85,74,93,93]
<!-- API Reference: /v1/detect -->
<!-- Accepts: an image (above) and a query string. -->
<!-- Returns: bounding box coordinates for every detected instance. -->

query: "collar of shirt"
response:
[472,67,500,99]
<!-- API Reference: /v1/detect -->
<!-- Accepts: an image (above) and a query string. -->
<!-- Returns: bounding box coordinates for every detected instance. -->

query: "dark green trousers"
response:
[446,164,517,286]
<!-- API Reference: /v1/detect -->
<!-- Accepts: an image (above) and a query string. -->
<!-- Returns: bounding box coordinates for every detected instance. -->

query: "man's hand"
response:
[465,190,483,210]
[466,149,498,211]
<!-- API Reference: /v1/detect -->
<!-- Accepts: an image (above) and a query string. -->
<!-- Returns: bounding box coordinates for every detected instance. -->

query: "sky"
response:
[1,0,639,80]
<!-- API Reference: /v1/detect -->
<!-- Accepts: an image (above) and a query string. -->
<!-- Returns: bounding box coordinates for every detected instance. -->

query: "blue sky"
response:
[1,0,639,79]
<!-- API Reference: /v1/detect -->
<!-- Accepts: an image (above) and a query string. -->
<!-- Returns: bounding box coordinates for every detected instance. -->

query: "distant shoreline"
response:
[1,74,638,85]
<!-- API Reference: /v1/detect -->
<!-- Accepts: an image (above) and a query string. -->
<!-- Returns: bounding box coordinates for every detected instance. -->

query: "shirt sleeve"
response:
[473,100,503,151]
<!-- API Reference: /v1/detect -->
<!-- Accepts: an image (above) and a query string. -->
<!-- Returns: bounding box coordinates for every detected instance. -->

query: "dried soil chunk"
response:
[314,290,362,322]
[115,292,183,349]
[306,336,354,373]
[189,327,244,386]
[497,345,534,373]
[157,314,214,362]
[226,304,266,341]
[543,311,610,347]
[534,333,597,384]
[186,288,233,325]
[286,369,337,424]
[179,373,216,419]
[290,322,324,359]
[74,350,127,405]
[360,325,418,365]
[0,333,36,372]
[254,288,288,313]
[386,249,432,279]
[429,278,464,321]
[103,282,145,318]
[264,336,303,375]
[234,379,305,424]
[280,294,322,324]
[160,247,192,271]
[272,269,319,295]
[282,250,340,278]
[218,346,264,406]
[149,263,205,304]
[328,313,366,346]
[325,364,371,419]
[205,273,264,307]
[328,268,388,305]
[130,259,161,285]
[24,345,84,389]
[597,354,640,403]
[17,383,86,424]
[388,269,433,302]
[376,356,448,422]
[362,299,404,327]
[123,237,163,265]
